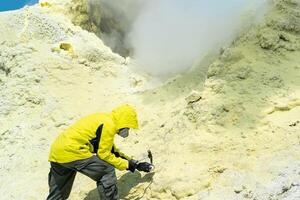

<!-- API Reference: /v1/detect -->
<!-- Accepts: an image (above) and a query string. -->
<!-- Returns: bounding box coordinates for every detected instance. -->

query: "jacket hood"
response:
[110,104,138,130]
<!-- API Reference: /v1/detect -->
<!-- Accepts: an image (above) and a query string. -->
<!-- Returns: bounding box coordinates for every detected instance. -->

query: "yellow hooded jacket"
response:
[48,104,138,171]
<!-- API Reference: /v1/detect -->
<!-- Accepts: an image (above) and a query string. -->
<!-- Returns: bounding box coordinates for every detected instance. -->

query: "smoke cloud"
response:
[88,0,143,56]
[89,0,269,76]
[127,0,269,76]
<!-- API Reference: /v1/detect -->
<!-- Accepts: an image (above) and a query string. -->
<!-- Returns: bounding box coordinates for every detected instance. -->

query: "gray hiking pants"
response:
[47,155,119,200]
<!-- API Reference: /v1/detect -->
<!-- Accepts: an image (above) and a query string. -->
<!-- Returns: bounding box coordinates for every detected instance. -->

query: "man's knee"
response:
[99,167,117,188]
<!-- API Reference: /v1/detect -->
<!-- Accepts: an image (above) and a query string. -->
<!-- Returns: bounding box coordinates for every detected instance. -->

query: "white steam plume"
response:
[88,0,143,55]
[126,0,269,76]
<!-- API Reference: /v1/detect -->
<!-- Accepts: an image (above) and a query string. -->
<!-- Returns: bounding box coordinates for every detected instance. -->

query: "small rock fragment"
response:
[289,121,299,127]
[185,91,202,104]
[236,66,252,80]
[60,43,74,53]
[234,186,245,194]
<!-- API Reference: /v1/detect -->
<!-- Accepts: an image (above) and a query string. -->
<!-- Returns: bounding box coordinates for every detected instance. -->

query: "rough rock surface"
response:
[0,0,300,200]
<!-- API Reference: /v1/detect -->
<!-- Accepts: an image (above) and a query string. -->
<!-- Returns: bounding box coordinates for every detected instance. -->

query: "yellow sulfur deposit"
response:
[40,2,51,8]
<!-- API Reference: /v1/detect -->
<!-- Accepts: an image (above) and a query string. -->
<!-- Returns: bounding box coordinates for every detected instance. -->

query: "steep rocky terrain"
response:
[0,0,299,199]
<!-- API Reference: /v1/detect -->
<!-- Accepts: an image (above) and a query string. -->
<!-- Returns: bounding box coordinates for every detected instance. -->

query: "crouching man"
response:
[47,104,152,200]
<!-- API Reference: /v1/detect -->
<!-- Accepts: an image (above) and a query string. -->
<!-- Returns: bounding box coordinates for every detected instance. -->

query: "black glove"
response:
[127,159,138,173]
[136,162,152,173]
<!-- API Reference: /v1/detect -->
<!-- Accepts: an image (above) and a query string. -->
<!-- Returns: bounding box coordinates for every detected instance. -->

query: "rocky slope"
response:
[0,0,299,199]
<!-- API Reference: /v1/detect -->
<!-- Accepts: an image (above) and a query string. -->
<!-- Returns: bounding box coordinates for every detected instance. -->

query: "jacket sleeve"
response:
[97,125,129,171]
[112,144,131,160]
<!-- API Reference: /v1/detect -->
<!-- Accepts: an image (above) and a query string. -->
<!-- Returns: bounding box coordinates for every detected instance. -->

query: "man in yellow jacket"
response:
[47,104,152,200]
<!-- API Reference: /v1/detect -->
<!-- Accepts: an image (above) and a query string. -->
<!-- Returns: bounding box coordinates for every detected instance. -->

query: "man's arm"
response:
[97,126,129,171]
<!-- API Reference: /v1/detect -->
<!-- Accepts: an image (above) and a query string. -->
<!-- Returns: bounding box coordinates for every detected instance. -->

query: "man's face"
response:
[118,128,129,138]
